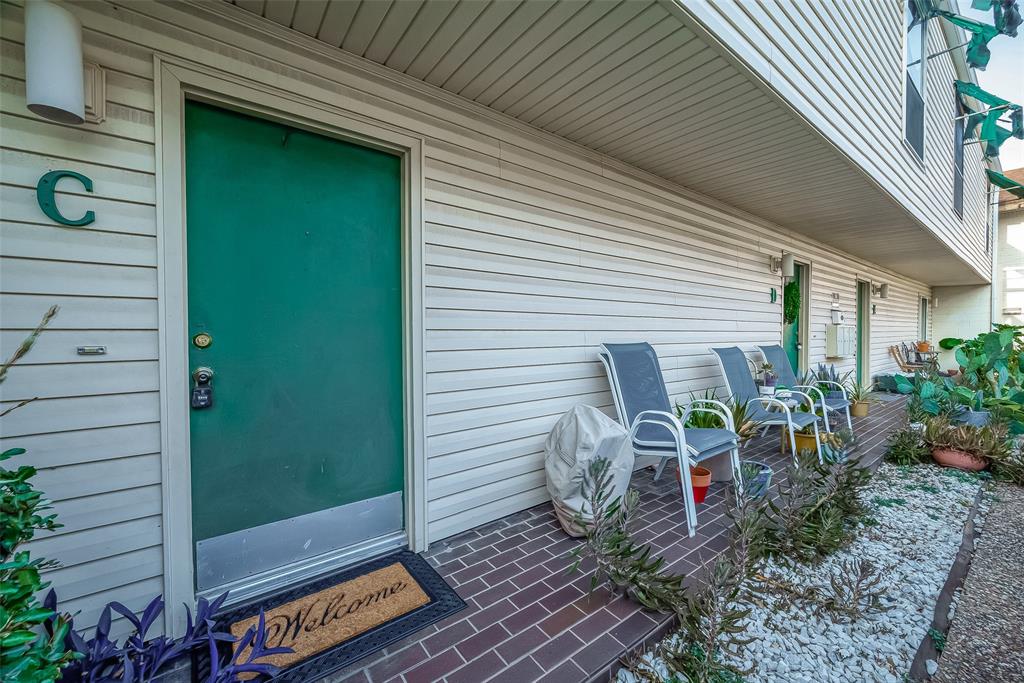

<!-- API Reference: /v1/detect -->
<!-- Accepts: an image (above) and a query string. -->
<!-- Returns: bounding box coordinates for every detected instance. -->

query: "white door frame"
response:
[857,280,872,383]
[155,56,426,637]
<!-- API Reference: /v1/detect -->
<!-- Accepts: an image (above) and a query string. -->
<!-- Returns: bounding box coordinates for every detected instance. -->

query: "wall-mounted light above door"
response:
[769,252,795,279]
[25,1,85,124]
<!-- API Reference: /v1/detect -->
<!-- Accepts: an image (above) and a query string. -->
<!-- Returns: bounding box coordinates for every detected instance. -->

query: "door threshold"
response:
[199,530,408,608]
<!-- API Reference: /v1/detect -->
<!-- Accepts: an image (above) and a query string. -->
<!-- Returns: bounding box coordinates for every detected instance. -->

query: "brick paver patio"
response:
[324,396,906,683]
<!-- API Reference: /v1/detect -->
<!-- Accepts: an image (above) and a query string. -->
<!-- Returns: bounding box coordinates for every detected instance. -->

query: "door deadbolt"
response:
[193,332,213,349]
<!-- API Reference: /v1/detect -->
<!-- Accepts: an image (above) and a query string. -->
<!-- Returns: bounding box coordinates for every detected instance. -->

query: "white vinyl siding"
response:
[678,0,991,278]
[0,0,927,634]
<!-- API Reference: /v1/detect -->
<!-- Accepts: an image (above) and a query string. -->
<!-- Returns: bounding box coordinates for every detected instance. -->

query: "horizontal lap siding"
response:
[0,0,928,630]
[678,0,990,278]
[0,3,160,638]
[422,138,928,538]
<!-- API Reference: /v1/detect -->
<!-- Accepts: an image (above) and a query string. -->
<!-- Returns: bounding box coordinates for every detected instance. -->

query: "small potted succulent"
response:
[846,380,877,417]
[916,340,931,353]
[761,361,777,388]
[923,416,1007,472]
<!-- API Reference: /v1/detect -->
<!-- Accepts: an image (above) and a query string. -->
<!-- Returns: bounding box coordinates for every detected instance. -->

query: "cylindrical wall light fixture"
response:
[879,283,890,299]
[25,1,85,124]
[781,253,795,279]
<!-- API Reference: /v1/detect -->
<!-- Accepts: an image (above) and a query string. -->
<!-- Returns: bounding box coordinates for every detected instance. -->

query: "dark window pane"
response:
[905,73,925,159]
[954,115,964,218]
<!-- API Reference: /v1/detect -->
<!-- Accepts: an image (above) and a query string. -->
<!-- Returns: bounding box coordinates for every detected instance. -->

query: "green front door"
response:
[184,101,404,591]
[783,264,804,374]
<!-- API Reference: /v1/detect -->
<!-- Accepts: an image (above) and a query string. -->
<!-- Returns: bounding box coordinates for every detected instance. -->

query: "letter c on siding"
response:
[36,170,95,226]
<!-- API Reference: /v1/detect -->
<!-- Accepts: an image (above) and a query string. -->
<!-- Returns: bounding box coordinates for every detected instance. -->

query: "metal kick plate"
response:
[195,491,404,591]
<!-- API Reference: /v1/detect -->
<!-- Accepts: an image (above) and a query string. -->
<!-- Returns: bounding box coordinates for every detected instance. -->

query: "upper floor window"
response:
[904,0,927,159]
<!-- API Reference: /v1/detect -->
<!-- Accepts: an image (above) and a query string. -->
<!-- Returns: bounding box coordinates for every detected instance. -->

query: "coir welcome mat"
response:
[215,550,464,681]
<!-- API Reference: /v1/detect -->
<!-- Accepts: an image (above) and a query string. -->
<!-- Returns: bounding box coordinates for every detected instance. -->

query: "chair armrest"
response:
[746,396,792,417]
[774,389,815,411]
[779,389,818,412]
[681,399,735,432]
[629,411,696,465]
[629,410,684,440]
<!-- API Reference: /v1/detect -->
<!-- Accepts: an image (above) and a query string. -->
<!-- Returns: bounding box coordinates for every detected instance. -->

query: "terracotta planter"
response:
[676,465,712,504]
[916,341,931,353]
[931,448,987,472]
[851,401,870,418]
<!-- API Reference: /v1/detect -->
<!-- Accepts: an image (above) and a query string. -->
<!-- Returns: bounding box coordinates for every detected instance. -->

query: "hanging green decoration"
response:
[783,280,801,325]
[972,0,1022,37]
[932,10,1000,69]
[955,81,1024,158]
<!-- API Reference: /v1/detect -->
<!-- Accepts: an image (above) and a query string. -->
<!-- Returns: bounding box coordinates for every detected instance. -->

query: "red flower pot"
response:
[676,465,712,504]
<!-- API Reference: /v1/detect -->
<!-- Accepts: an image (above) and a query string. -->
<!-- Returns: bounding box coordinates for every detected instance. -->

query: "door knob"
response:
[191,367,214,409]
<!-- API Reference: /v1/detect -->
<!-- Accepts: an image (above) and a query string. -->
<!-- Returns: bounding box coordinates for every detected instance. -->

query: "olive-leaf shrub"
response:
[575,461,762,683]
[760,450,872,563]
[570,459,689,613]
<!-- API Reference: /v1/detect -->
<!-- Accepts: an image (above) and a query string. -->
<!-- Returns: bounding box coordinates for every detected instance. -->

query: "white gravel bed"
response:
[618,464,982,683]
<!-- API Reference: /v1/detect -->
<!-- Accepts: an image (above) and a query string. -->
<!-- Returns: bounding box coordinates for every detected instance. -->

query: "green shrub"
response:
[884,426,930,466]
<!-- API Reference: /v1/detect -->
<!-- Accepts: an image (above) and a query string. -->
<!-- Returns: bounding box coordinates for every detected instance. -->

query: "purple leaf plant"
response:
[50,590,290,683]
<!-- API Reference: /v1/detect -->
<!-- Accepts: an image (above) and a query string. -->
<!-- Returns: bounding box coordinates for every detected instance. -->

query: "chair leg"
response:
[822,404,833,434]
[653,458,670,481]
[812,420,823,463]
[675,444,697,537]
[845,406,853,431]
[786,421,799,463]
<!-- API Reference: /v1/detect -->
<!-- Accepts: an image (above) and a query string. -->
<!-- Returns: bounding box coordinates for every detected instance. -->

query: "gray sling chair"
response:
[599,342,741,537]
[757,344,853,433]
[711,346,824,461]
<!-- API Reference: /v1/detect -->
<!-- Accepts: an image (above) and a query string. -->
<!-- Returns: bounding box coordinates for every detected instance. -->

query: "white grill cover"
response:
[545,405,635,536]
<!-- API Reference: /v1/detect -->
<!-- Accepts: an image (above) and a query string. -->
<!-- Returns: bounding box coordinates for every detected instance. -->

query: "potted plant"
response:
[781,424,819,454]
[846,380,877,417]
[739,460,772,497]
[923,416,1008,472]
[675,464,713,504]
[761,361,777,388]
[727,396,763,445]
[916,340,931,353]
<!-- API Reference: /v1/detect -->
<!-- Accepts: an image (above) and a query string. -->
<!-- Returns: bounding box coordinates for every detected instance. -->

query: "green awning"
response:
[933,10,1001,68]
[987,169,1024,199]
[972,0,1022,37]
[956,80,1024,157]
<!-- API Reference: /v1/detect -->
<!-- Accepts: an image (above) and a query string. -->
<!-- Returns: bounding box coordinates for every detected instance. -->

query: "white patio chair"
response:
[599,342,741,537]
[711,346,823,462]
